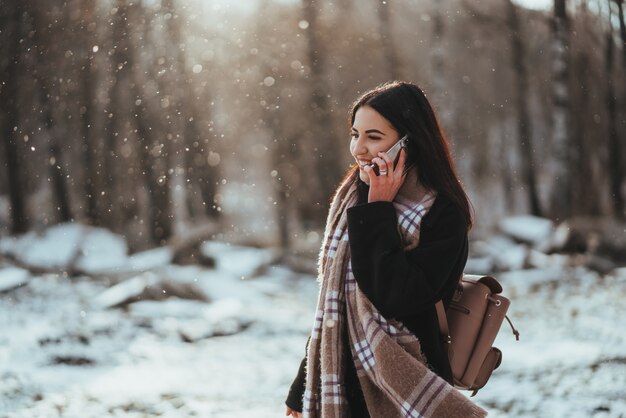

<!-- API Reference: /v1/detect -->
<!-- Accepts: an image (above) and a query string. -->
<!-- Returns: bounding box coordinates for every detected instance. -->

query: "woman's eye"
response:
[349,133,381,140]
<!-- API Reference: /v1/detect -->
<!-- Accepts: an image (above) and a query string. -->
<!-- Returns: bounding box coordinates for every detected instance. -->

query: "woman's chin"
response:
[359,170,370,185]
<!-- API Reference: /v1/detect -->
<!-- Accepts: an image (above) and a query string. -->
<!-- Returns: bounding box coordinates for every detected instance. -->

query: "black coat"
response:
[286,181,469,413]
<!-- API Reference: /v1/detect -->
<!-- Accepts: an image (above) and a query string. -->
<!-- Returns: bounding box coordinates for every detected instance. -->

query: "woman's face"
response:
[350,105,401,185]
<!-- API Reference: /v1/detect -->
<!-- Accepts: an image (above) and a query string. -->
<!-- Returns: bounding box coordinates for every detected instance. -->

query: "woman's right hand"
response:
[285,406,302,417]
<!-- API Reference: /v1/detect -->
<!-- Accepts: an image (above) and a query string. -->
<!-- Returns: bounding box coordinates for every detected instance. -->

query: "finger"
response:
[363,164,377,181]
[378,151,394,171]
[371,157,387,175]
[395,148,407,179]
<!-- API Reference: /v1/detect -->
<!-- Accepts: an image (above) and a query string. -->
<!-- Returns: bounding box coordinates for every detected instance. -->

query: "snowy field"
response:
[1,223,626,417]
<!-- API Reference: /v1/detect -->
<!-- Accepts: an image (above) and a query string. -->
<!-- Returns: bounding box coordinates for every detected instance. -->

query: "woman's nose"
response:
[353,135,368,155]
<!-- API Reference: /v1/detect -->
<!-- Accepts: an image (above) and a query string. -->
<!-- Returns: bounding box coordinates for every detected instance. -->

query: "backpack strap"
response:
[435,300,451,351]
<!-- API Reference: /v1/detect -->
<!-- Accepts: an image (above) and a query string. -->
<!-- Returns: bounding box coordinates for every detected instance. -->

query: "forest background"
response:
[2,0,625,252]
[2,0,626,416]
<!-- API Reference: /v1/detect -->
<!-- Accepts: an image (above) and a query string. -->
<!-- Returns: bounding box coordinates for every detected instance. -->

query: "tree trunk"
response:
[78,0,101,225]
[549,0,573,221]
[183,106,220,220]
[568,47,601,216]
[431,0,452,126]
[128,0,173,245]
[612,0,626,218]
[498,125,515,213]
[376,0,399,80]
[606,1,624,219]
[104,0,134,232]
[506,0,542,216]
[157,0,184,239]
[0,0,28,234]
[616,0,626,77]
[29,5,73,224]
[301,0,342,227]
[134,99,164,245]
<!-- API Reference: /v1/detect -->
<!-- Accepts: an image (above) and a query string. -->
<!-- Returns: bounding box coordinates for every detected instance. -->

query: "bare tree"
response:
[431,0,450,125]
[0,0,29,234]
[301,0,342,227]
[461,0,543,215]
[127,0,174,245]
[77,0,102,225]
[606,0,624,218]
[506,0,542,216]
[615,0,626,76]
[549,0,573,220]
[28,3,73,223]
[103,0,134,232]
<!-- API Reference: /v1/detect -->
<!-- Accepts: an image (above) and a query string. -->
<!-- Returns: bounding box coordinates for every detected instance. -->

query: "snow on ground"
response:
[0,263,318,418]
[1,223,626,417]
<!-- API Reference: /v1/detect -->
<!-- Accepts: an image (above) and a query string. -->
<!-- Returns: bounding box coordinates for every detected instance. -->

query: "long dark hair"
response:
[344,80,474,231]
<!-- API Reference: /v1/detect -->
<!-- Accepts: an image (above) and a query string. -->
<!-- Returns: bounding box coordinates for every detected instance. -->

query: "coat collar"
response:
[420,191,452,228]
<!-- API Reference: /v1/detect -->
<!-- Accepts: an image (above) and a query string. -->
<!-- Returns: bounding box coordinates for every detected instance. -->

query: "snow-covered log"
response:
[178,299,251,342]
[127,298,252,342]
[0,223,128,275]
[0,266,30,293]
[95,272,209,309]
[200,241,277,279]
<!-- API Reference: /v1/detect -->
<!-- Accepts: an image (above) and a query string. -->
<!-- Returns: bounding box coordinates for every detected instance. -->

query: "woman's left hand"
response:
[363,148,408,203]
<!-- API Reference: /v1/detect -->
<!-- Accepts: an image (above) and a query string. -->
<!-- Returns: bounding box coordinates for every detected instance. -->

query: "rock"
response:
[0,267,30,293]
[535,220,572,253]
[608,267,626,282]
[547,217,626,263]
[584,255,617,275]
[498,215,554,246]
[568,254,618,275]
[178,298,251,342]
[526,249,569,269]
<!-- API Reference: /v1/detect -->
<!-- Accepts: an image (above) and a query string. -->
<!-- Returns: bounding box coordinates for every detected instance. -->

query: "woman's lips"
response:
[357,160,371,169]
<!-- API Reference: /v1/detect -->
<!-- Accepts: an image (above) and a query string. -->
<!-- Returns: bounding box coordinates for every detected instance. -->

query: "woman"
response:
[285,81,486,418]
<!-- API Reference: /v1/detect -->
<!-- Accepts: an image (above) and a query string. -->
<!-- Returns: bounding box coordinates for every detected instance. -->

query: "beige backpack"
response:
[435,274,520,396]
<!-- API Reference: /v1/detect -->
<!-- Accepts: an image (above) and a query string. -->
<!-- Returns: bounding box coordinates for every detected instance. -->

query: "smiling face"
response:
[350,105,401,185]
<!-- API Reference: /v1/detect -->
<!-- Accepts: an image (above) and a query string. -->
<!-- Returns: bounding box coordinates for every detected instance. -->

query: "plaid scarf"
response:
[302,168,487,418]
